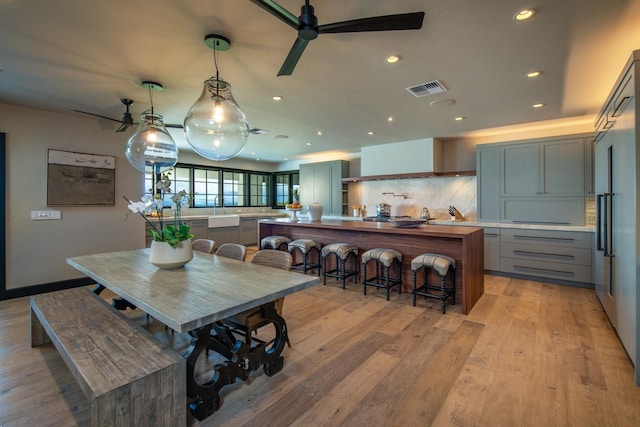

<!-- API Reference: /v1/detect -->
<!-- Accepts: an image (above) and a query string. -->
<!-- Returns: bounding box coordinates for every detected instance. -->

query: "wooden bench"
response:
[30,287,186,426]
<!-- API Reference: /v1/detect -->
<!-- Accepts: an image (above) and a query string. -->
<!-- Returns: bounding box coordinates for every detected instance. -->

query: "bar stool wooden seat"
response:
[321,243,359,288]
[288,239,321,275]
[411,253,456,313]
[362,248,402,300]
[260,235,291,251]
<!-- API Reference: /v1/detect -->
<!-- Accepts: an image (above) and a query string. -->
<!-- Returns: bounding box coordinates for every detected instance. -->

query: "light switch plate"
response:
[31,210,61,220]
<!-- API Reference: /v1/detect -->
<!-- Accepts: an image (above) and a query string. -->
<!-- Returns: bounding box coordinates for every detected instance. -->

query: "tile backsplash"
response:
[348,176,478,220]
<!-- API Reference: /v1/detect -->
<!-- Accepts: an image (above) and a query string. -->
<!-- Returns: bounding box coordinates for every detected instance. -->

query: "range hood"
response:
[360,137,442,176]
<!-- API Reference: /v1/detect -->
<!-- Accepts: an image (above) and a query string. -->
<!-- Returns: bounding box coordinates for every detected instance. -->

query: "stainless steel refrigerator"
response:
[594,50,639,385]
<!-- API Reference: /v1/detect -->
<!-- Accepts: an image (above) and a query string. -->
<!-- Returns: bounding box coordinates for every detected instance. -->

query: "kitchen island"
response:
[259,218,484,314]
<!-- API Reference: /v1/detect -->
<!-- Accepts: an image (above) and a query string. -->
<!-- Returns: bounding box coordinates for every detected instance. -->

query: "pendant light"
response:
[184,34,250,161]
[125,81,179,174]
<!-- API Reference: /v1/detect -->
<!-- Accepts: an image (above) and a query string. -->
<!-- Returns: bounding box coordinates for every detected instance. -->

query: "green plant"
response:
[126,174,194,247]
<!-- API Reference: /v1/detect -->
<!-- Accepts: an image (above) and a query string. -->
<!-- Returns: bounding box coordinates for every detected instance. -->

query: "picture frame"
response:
[47,149,116,206]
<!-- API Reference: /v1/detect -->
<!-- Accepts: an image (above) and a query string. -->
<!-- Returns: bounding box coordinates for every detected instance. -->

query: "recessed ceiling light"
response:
[527,70,542,78]
[387,117,393,122]
[272,95,283,101]
[306,142,312,146]
[385,55,400,64]
[367,131,375,135]
[455,117,464,121]
[532,103,545,108]
[317,131,322,136]
[513,9,535,21]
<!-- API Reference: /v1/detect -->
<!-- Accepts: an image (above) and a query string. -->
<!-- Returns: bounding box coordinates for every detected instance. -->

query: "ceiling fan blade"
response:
[278,37,310,76]
[249,128,268,135]
[72,109,122,124]
[115,123,130,133]
[318,12,425,34]
[249,0,299,29]
[165,123,184,129]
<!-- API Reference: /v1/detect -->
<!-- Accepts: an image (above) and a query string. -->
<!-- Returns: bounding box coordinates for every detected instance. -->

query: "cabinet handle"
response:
[511,221,570,225]
[513,265,574,277]
[512,235,575,243]
[484,233,499,237]
[513,250,575,260]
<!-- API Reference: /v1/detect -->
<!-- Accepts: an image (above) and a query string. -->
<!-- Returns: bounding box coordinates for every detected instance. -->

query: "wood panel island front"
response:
[259,219,484,314]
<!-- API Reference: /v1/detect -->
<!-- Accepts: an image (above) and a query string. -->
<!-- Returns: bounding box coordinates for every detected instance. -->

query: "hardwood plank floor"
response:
[1,269,639,426]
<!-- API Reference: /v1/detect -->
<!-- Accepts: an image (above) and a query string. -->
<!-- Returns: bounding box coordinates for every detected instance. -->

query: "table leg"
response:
[186,301,288,421]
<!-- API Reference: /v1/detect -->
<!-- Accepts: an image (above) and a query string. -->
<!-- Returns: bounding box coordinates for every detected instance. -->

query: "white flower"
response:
[128,201,147,214]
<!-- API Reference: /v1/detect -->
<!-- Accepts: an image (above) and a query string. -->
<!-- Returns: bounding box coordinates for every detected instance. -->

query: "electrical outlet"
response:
[31,210,61,220]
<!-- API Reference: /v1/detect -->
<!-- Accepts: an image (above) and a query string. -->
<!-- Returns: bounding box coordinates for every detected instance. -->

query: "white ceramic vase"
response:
[307,202,323,221]
[149,239,193,269]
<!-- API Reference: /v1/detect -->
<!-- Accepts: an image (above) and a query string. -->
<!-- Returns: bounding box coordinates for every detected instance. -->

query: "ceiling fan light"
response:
[184,78,249,161]
[125,112,178,174]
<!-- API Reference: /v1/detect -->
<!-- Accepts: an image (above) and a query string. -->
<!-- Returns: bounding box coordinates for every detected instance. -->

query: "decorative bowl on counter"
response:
[389,219,428,228]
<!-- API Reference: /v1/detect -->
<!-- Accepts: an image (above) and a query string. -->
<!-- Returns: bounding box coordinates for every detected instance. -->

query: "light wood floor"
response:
[2,270,640,426]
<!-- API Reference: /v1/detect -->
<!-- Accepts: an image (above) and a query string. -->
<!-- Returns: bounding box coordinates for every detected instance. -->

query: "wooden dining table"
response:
[67,248,319,421]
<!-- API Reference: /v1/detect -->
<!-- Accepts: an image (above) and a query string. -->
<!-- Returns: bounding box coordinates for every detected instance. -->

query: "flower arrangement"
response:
[126,174,193,247]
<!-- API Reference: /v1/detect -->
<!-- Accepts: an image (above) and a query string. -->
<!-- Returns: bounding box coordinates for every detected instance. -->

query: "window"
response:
[249,173,271,206]
[193,168,220,207]
[222,170,244,207]
[274,171,299,207]
[144,166,191,208]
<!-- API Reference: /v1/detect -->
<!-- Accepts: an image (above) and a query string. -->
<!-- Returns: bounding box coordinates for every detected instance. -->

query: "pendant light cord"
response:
[213,41,220,99]
[148,84,155,125]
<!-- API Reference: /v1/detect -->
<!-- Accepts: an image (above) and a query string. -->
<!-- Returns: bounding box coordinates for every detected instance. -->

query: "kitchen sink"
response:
[208,215,240,228]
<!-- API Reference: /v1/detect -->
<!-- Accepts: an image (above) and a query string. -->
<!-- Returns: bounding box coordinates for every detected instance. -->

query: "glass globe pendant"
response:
[184,77,249,161]
[125,111,178,174]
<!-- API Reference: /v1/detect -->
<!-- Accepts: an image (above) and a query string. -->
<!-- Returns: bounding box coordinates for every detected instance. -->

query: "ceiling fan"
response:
[250,0,425,76]
[72,98,135,132]
[73,97,267,135]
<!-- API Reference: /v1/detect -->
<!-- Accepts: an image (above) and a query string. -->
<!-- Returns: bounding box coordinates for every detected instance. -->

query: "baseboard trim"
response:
[3,277,95,300]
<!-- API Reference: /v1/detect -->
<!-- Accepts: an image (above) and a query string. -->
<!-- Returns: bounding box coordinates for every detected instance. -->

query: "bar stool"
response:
[362,248,402,300]
[288,239,321,275]
[260,235,291,251]
[411,253,456,313]
[321,243,359,288]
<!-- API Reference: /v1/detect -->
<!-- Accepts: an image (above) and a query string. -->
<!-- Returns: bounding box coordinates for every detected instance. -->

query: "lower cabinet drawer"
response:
[500,242,592,266]
[500,257,592,283]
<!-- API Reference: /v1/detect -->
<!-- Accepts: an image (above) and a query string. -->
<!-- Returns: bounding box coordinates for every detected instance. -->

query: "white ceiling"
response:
[1,0,640,164]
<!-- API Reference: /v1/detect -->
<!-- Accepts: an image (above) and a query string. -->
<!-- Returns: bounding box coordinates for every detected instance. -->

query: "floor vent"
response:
[406,80,448,97]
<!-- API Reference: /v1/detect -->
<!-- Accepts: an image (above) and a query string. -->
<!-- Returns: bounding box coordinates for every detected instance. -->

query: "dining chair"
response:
[192,239,216,254]
[214,243,247,261]
[220,249,293,347]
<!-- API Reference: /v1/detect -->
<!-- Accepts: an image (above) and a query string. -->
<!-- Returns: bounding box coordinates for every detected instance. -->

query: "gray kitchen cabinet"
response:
[499,229,592,284]
[483,227,500,271]
[207,226,239,248]
[187,219,208,241]
[585,137,595,196]
[476,146,501,222]
[299,160,349,216]
[239,217,258,246]
[502,137,585,197]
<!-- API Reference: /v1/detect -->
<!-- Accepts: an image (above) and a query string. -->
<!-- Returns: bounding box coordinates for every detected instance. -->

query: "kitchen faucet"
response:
[213,195,226,215]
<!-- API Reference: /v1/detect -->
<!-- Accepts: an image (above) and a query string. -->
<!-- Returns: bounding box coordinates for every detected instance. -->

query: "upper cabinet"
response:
[502,137,585,197]
[478,135,591,226]
[300,160,350,216]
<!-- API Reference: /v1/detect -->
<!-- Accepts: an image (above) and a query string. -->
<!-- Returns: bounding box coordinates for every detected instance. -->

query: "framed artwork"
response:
[47,149,116,206]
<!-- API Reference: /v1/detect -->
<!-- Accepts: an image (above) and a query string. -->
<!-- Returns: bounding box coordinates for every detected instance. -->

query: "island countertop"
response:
[258,218,484,314]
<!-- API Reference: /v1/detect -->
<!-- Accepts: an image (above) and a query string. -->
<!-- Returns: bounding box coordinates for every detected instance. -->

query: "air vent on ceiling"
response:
[406,80,448,97]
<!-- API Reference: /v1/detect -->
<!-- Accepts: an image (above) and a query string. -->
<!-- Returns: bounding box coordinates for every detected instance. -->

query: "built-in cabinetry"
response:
[593,50,639,385]
[477,135,591,225]
[207,226,239,248]
[499,229,592,284]
[480,225,592,285]
[300,160,349,216]
[483,227,500,271]
[239,218,258,246]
